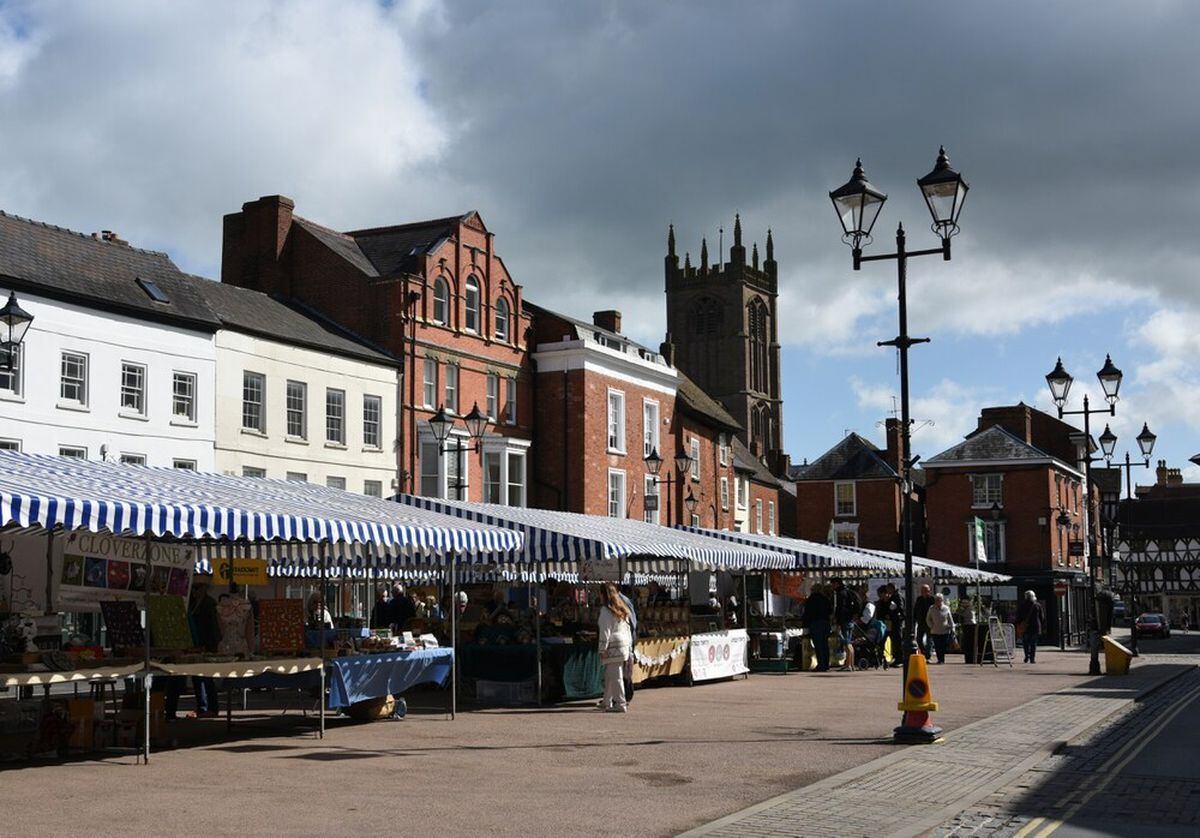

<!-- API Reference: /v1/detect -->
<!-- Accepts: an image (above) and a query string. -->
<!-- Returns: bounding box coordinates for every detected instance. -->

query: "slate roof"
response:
[191,279,399,366]
[0,210,219,330]
[345,213,471,276]
[925,425,1058,466]
[526,302,668,365]
[676,372,742,434]
[293,218,380,278]
[732,436,782,487]
[791,433,897,481]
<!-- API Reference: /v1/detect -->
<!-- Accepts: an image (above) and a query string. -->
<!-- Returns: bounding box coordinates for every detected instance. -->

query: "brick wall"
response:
[795,478,901,550]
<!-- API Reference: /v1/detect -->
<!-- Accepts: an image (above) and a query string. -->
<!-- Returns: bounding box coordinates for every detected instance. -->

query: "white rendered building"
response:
[0,212,217,468]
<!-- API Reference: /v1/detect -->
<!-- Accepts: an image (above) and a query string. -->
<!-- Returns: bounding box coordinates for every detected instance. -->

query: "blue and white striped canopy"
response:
[840,546,1012,583]
[679,527,908,572]
[0,452,521,562]
[398,496,793,570]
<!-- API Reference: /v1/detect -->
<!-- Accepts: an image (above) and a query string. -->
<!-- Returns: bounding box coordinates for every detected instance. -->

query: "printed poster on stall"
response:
[58,532,194,609]
[689,629,749,682]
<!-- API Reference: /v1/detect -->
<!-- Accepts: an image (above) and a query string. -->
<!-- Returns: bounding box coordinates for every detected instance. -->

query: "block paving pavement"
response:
[681,658,1198,838]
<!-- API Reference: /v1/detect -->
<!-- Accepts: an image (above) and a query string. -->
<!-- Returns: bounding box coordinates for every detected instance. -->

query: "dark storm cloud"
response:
[399,0,1200,342]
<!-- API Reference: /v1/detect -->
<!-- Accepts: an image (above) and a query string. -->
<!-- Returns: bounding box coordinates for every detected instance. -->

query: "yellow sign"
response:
[211,557,269,587]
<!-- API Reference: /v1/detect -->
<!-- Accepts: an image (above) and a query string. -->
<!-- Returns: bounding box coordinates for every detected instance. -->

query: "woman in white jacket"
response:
[925,593,956,664]
[597,583,633,713]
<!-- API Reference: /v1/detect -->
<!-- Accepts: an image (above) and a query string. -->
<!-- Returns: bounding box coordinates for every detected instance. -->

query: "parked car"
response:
[1134,612,1171,639]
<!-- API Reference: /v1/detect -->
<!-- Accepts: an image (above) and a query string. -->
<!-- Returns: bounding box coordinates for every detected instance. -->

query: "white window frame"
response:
[120,362,147,417]
[286,380,307,440]
[719,434,729,467]
[363,480,383,498]
[486,373,499,420]
[0,344,23,399]
[325,387,345,445]
[59,445,87,459]
[242,466,266,478]
[119,452,146,466]
[834,481,856,516]
[834,522,859,547]
[0,438,22,451]
[422,358,437,409]
[606,389,626,452]
[720,477,730,511]
[505,377,517,425]
[464,277,481,333]
[363,394,382,449]
[432,277,450,325]
[768,500,776,535]
[286,471,307,483]
[607,469,627,518]
[971,473,1004,508]
[172,371,197,424]
[642,398,660,458]
[494,296,510,343]
[481,438,530,506]
[690,437,701,481]
[968,520,1006,564]
[444,364,459,414]
[755,498,763,533]
[326,476,346,491]
[690,513,701,527]
[483,450,502,504]
[643,474,660,525]
[242,371,266,433]
[59,350,89,408]
[172,459,196,471]
[506,450,527,507]
[736,477,748,508]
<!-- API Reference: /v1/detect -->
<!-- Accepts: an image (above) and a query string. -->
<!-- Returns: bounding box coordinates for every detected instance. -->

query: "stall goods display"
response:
[258,599,306,653]
[147,595,192,649]
[637,604,690,637]
[99,600,144,648]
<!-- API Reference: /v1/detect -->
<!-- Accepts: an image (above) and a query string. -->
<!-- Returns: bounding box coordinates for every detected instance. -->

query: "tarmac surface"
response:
[0,647,1095,837]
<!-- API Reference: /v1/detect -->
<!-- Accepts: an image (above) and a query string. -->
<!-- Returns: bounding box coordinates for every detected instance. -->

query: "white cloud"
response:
[0,0,449,275]
[850,376,998,456]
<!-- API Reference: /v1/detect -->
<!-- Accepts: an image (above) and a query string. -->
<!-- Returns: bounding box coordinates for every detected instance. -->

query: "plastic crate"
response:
[475,679,536,705]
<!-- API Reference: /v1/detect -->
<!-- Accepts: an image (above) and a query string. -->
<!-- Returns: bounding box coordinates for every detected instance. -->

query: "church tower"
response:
[665,215,785,474]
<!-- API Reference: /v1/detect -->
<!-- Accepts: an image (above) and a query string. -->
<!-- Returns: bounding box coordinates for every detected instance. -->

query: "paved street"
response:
[0,648,1102,837]
[682,639,1197,838]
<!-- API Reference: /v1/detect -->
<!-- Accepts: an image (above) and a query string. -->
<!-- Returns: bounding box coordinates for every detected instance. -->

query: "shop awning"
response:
[842,547,1012,583]
[0,452,521,562]
[679,527,907,572]
[397,497,793,570]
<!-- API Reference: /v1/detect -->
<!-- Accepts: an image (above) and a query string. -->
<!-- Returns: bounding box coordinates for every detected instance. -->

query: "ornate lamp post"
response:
[644,447,693,525]
[831,146,968,744]
[427,403,488,500]
[0,291,34,371]
[1102,422,1156,655]
[1044,355,1123,676]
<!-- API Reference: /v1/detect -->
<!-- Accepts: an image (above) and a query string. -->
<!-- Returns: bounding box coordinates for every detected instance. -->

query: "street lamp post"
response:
[1045,355,1123,676]
[0,291,34,371]
[644,447,694,525]
[831,147,968,744]
[427,403,488,500]
[1103,422,1156,656]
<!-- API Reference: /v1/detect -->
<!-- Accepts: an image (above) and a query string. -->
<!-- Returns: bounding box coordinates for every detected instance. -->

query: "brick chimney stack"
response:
[885,418,906,473]
[222,194,295,294]
[593,310,621,334]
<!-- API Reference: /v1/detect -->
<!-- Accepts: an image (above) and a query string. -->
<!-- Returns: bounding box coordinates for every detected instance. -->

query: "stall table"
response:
[325,648,453,710]
[631,636,689,684]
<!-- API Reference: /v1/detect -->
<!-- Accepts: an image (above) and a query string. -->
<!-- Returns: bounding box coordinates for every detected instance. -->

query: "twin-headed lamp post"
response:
[427,403,488,501]
[1101,420,1156,656]
[830,146,969,744]
[644,446,697,525]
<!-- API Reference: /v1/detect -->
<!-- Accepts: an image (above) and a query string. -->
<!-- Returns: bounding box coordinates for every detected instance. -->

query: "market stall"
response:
[398,497,791,700]
[0,452,523,761]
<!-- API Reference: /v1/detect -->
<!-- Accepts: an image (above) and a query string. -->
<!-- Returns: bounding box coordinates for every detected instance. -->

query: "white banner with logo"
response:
[57,532,195,610]
[689,628,749,682]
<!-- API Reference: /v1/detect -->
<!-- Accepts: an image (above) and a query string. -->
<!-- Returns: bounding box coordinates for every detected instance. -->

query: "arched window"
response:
[751,402,773,456]
[464,276,481,333]
[494,296,511,343]
[747,298,769,394]
[432,277,450,325]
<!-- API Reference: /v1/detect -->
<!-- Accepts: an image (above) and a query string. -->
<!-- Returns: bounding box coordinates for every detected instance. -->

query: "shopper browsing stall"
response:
[597,583,632,714]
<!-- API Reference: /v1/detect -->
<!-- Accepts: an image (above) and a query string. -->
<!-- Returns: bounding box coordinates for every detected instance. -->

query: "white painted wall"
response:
[213,329,399,494]
[0,288,216,468]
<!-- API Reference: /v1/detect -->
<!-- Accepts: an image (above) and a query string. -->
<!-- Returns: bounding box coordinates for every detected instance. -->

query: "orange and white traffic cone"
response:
[893,652,943,744]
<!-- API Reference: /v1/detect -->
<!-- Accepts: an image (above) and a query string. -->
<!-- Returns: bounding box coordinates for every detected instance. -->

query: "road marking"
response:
[1013,816,1046,837]
[1038,680,1200,836]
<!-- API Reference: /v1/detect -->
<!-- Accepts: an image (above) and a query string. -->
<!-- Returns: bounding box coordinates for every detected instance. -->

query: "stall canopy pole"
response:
[319,541,328,739]
[450,554,457,719]
[535,578,543,707]
[142,530,153,766]
[43,526,55,615]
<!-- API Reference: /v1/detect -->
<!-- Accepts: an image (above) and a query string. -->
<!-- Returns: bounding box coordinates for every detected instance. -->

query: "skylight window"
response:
[136,277,169,303]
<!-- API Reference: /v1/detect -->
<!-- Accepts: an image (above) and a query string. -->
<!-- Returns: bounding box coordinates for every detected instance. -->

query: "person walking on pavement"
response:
[803,583,833,671]
[597,583,633,713]
[831,578,858,670]
[913,584,936,658]
[618,586,638,703]
[925,593,956,664]
[1016,590,1046,663]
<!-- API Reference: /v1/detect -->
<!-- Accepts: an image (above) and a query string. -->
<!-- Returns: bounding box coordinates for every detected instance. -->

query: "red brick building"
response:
[221,196,532,502]
[790,420,909,551]
[923,404,1093,643]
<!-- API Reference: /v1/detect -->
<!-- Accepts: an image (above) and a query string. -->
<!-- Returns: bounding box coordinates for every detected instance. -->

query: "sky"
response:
[0,0,1197,484]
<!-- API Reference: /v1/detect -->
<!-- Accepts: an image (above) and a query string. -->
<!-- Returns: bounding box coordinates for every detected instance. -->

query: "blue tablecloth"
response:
[305,628,371,647]
[326,649,454,709]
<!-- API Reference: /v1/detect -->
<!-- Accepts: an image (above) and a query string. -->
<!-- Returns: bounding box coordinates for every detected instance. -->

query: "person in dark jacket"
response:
[877,586,903,666]
[831,578,859,670]
[1016,590,1046,663]
[913,585,936,658]
[369,584,391,630]
[803,584,834,671]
